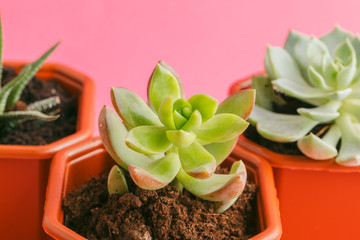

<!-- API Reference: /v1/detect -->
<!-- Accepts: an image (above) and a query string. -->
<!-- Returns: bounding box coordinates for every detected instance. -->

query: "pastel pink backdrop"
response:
[1,0,360,135]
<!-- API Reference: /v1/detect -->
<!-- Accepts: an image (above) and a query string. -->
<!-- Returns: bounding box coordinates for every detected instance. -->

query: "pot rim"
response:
[43,137,282,240]
[230,75,360,173]
[0,61,94,159]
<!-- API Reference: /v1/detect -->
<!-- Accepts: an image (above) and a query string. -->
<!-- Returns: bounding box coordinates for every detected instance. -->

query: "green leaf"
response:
[166,129,196,147]
[341,98,360,121]
[284,30,309,58]
[334,39,357,89]
[307,37,331,72]
[297,133,338,160]
[272,78,352,104]
[173,110,187,129]
[188,94,218,122]
[181,110,202,131]
[178,141,216,179]
[98,106,155,169]
[26,96,60,112]
[6,42,60,108]
[107,165,129,195]
[0,110,59,122]
[217,89,256,119]
[307,66,331,90]
[297,101,341,122]
[335,114,360,165]
[129,152,181,190]
[126,126,172,155]
[249,105,318,142]
[203,138,237,166]
[321,54,338,88]
[320,25,354,56]
[265,46,306,84]
[147,61,184,112]
[194,113,248,144]
[176,160,246,200]
[157,96,176,129]
[111,87,161,128]
[293,36,311,76]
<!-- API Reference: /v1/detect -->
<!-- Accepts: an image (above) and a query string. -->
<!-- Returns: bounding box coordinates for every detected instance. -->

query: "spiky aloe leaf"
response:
[26,96,60,112]
[0,110,59,122]
[98,106,155,170]
[111,87,161,128]
[187,94,217,123]
[147,61,184,112]
[178,141,216,179]
[128,152,181,190]
[6,42,60,108]
[108,165,129,195]
[216,89,256,120]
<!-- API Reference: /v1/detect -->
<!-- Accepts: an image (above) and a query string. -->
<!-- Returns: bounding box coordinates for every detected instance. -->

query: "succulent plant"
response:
[99,61,255,212]
[250,25,360,166]
[0,18,60,132]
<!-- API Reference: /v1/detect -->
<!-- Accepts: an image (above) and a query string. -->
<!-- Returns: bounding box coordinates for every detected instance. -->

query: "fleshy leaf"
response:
[126,126,172,155]
[203,138,237,166]
[98,106,154,169]
[129,152,181,190]
[265,46,306,84]
[250,105,318,142]
[173,110,187,129]
[181,110,202,131]
[297,101,341,122]
[284,30,309,58]
[297,133,338,160]
[334,39,357,89]
[147,61,184,112]
[320,25,354,56]
[272,78,352,104]
[111,87,161,128]
[335,114,360,166]
[178,141,216,179]
[177,160,246,201]
[188,94,218,122]
[194,113,248,144]
[321,54,338,88]
[306,37,331,72]
[215,197,238,213]
[341,99,360,121]
[307,66,331,90]
[216,89,256,120]
[107,165,129,195]
[293,36,311,76]
[166,129,196,148]
[157,96,176,129]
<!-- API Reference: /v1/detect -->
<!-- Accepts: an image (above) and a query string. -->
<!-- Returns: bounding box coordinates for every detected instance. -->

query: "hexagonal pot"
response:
[0,62,94,240]
[230,76,360,239]
[42,138,282,240]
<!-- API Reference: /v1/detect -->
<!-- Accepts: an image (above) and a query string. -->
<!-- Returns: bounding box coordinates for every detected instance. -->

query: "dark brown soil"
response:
[63,169,258,240]
[0,66,77,145]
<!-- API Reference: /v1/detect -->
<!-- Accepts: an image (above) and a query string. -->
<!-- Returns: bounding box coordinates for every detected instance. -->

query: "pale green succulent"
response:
[99,61,255,212]
[250,25,360,166]
[0,18,60,131]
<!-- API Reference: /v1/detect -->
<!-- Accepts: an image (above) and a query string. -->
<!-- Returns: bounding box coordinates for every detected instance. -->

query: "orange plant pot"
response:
[0,62,94,240]
[230,76,360,240]
[42,138,282,240]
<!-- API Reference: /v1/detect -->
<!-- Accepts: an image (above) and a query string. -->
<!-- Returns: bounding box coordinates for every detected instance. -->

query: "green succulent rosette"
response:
[250,25,360,166]
[99,61,255,212]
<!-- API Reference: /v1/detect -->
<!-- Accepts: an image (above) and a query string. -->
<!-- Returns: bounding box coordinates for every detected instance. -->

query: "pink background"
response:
[1,0,360,135]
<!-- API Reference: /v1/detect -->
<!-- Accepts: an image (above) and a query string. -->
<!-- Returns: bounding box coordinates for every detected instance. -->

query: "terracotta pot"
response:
[0,62,94,240]
[42,138,282,240]
[230,76,360,239]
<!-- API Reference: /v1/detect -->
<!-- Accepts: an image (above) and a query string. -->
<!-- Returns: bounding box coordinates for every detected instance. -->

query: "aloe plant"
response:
[250,25,360,166]
[99,61,255,212]
[0,19,60,131]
